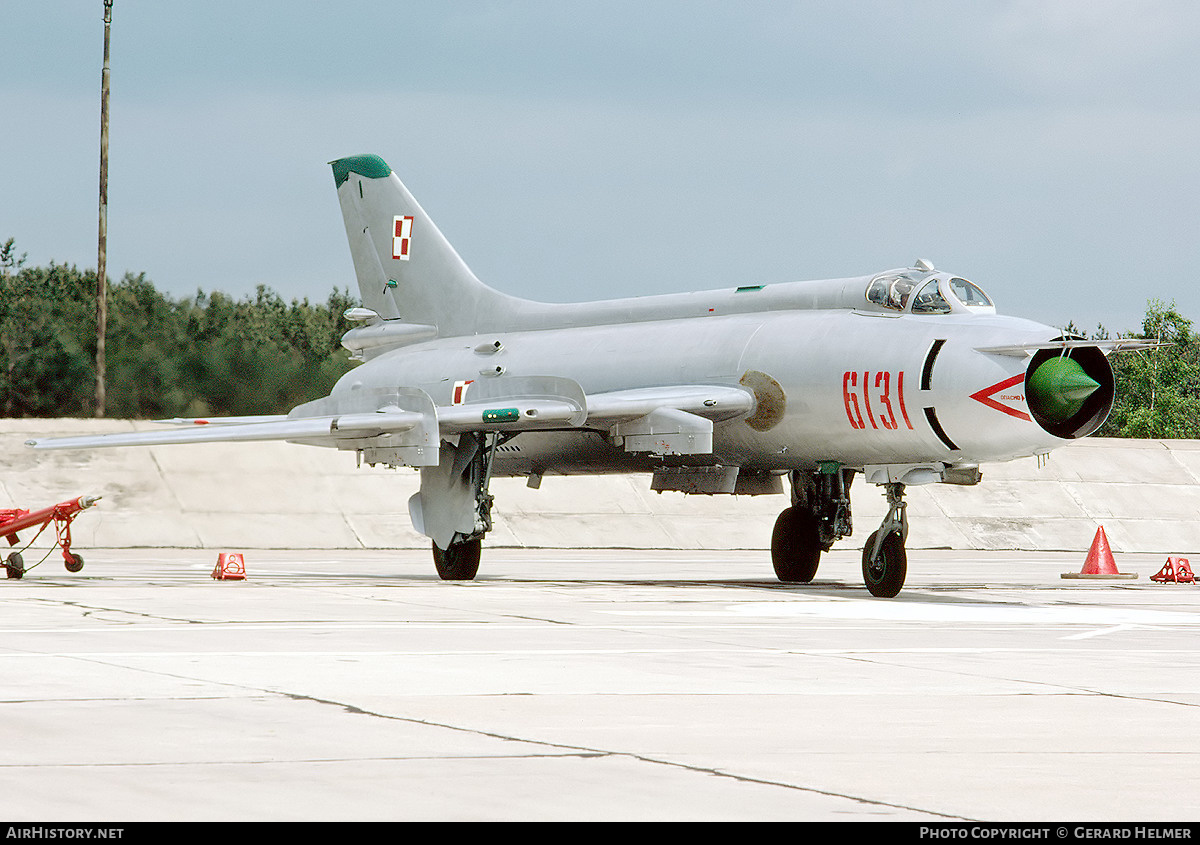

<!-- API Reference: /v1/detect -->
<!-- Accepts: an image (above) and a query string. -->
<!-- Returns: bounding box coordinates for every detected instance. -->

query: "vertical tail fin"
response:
[331,155,518,336]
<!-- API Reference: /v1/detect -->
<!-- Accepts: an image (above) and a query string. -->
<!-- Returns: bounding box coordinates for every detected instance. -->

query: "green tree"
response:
[0,260,95,416]
[171,286,357,417]
[0,245,358,419]
[0,238,27,279]
[1096,299,1200,438]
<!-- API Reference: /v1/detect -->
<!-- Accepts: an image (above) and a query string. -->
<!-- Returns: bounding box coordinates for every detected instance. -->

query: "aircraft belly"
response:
[489,430,656,477]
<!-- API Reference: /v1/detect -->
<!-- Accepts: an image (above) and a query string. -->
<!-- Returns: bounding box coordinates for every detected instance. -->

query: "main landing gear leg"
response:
[771,465,853,583]
[862,482,908,598]
[429,432,504,581]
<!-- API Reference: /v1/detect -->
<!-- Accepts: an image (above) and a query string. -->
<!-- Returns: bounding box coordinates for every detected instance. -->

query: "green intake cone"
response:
[1027,356,1100,423]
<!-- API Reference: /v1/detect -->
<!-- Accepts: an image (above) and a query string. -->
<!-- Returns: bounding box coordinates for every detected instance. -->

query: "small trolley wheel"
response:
[64,553,84,573]
[5,552,25,580]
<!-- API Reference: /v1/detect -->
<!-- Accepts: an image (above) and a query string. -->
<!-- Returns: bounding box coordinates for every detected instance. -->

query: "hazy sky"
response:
[3,1,1198,334]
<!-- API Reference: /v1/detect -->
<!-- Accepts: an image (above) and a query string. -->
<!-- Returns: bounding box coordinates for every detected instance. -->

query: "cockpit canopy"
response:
[865,271,995,315]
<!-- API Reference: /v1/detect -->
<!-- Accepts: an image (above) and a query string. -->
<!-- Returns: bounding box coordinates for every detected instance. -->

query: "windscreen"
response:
[949,277,992,307]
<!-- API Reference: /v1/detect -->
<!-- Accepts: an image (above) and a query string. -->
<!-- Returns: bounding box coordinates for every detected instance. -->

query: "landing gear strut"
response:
[861,482,908,598]
[771,468,912,597]
[426,432,507,581]
[771,465,853,582]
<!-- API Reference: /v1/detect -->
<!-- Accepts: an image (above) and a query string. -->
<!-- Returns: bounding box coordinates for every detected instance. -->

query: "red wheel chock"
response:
[211,552,246,581]
[1151,557,1195,584]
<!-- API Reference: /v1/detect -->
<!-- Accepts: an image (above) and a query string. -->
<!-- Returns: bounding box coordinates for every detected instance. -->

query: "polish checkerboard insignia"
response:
[392,215,414,261]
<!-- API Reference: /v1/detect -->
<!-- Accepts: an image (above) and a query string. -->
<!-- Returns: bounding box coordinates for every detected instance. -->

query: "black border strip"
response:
[921,339,946,391]
[923,407,959,451]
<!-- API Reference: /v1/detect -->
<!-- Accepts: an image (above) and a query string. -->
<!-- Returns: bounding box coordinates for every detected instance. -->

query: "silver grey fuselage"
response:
[336,273,1074,479]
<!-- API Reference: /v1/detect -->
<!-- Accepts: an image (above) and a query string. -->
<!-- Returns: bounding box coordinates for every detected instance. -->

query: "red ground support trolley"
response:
[0,495,101,579]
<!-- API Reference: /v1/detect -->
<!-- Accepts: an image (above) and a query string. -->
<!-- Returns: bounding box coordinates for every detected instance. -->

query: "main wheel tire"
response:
[771,506,822,583]
[64,553,84,573]
[432,539,481,581]
[5,552,24,580]
[861,529,907,598]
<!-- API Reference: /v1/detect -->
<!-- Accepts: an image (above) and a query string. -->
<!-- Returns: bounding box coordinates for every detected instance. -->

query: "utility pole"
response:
[95,0,113,418]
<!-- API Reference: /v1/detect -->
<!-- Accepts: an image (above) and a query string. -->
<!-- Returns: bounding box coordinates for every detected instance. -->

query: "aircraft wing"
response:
[585,385,754,423]
[581,385,755,456]
[438,384,753,430]
[26,379,754,460]
[25,410,426,451]
[154,415,291,426]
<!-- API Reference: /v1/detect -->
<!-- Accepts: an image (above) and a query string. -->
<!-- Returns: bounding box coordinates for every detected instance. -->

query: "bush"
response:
[0,255,357,418]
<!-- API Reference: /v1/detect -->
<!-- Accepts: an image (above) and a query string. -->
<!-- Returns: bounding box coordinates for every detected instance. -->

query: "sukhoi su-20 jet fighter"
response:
[28,154,1152,597]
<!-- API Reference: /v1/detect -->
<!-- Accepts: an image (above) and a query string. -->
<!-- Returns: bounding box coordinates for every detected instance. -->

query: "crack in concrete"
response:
[274,688,971,820]
[12,597,202,626]
[0,645,970,820]
[820,651,1200,709]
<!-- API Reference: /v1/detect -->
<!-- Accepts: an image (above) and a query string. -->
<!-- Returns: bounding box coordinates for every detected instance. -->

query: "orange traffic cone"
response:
[1151,557,1195,584]
[211,552,246,581]
[1061,526,1137,580]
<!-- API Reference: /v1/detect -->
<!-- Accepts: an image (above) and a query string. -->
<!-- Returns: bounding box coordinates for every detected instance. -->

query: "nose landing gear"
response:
[861,482,908,598]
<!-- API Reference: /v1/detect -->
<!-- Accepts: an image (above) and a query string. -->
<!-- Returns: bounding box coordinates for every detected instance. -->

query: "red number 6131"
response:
[843,371,913,431]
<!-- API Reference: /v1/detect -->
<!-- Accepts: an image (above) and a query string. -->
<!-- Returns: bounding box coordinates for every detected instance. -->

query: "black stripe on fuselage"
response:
[921,339,946,391]
[923,407,959,451]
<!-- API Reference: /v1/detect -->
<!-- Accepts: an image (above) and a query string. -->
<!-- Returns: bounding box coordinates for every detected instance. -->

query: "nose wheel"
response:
[862,528,906,597]
[862,482,908,597]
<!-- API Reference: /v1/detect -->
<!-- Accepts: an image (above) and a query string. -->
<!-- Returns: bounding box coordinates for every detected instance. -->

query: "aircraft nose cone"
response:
[1026,356,1101,423]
